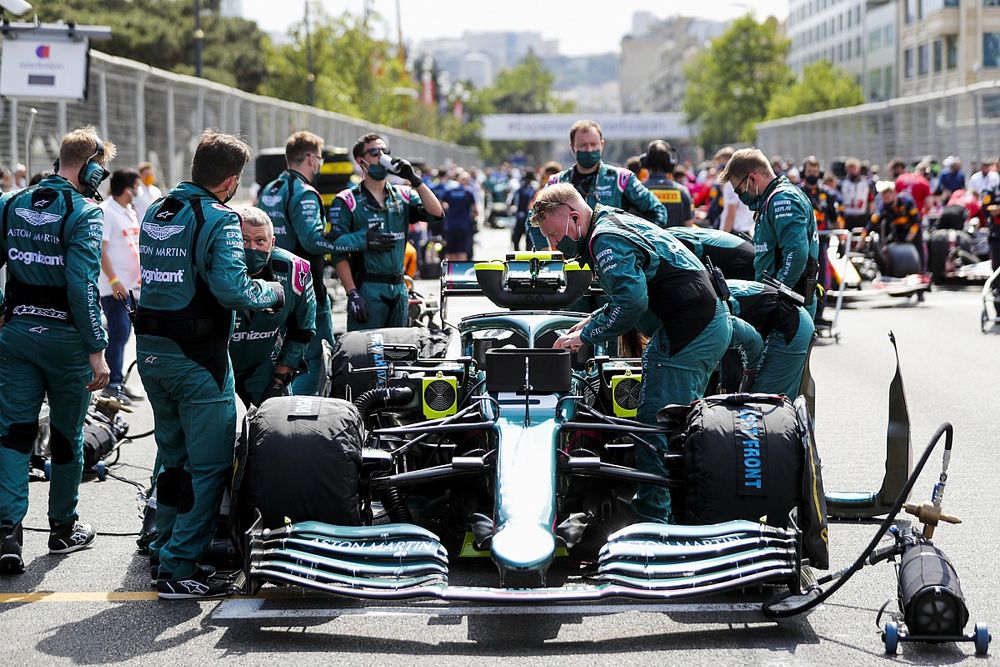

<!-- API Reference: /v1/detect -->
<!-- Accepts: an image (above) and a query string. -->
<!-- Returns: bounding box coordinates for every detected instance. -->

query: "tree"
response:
[479,52,574,163]
[35,1,269,93]
[683,15,793,151]
[260,7,418,131]
[766,61,865,120]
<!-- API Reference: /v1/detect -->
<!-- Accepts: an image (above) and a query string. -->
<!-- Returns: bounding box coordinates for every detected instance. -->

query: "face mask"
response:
[576,150,602,170]
[554,215,580,258]
[737,180,761,209]
[804,174,819,186]
[365,161,388,181]
[244,248,271,275]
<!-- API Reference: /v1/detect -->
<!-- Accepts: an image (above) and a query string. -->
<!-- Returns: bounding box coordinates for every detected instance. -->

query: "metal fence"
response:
[0,50,480,187]
[756,80,1000,170]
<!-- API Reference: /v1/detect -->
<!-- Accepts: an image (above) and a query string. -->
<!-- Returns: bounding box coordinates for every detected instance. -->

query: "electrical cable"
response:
[762,422,953,618]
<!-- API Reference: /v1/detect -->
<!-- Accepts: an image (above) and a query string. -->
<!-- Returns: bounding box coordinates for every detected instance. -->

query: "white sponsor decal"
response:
[14,207,61,227]
[8,247,64,266]
[140,267,185,283]
[29,326,49,334]
[231,327,280,343]
[12,305,68,320]
[143,221,185,241]
[260,194,282,207]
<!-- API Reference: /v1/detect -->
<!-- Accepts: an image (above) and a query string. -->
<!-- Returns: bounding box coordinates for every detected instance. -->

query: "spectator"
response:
[968,157,1000,194]
[99,169,145,403]
[937,157,965,199]
[716,147,754,236]
[512,169,536,251]
[839,157,874,230]
[12,163,27,190]
[133,162,163,220]
[0,167,12,193]
[440,170,479,260]
[895,160,931,211]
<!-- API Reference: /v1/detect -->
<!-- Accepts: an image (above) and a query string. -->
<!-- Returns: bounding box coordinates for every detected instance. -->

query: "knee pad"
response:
[1,421,39,455]
[157,468,195,513]
[49,427,75,465]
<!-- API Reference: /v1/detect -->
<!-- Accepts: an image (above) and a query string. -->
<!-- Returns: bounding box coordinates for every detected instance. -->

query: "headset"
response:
[639,140,679,174]
[800,156,824,183]
[53,136,111,200]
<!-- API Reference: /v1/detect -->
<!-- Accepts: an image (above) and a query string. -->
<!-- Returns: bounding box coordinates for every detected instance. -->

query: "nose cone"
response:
[491,523,556,574]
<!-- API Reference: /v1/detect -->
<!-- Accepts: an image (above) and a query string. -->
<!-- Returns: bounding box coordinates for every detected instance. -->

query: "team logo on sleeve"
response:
[291,257,311,295]
[337,190,357,211]
[142,221,185,240]
[616,168,630,191]
[15,208,61,227]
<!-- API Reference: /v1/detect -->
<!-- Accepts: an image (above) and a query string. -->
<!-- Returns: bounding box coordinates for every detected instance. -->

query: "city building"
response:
[417,31,558,89]
[787,0,897,102]
[896,0,1000,96]
[619,15,728,112]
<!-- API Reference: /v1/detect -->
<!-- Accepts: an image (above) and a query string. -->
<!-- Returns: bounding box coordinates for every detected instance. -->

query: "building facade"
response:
[619,15,728,112]
[787,0,897,101]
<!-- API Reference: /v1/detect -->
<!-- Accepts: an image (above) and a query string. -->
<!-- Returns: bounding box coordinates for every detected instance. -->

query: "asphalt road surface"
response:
[2,224,997,665]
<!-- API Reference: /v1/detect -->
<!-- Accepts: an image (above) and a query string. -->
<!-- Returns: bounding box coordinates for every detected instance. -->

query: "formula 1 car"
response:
[223,252,988,655]
[827,229,931,306]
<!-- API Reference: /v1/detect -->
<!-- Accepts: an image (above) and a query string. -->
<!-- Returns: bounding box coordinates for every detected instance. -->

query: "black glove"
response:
[266,281,285,312]
[366,227,396,251]
[261,374,291,402]
[390,158,422,188]
[347,289,368,323]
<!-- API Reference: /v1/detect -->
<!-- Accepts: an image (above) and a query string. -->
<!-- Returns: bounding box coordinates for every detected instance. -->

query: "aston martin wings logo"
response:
[260,194,282,207]
[142,221,186,241]
[14,208,61,227]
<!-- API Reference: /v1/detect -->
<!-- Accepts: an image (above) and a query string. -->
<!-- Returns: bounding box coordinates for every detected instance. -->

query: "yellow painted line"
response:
[0,591,160,603]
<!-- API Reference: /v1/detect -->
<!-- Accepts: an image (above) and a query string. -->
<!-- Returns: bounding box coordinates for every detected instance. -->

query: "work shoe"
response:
[156,570,229,600]
[0,522,24,574]
[149,559,216,586]
[100,386,132,406]
[48,521,97,554]
[120,385,146,402]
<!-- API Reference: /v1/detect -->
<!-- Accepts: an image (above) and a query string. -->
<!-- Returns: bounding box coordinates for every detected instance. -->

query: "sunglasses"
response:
[365,147,390,158]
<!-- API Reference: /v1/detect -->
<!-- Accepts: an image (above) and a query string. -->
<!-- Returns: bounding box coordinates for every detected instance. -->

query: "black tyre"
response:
[886,244,922,277]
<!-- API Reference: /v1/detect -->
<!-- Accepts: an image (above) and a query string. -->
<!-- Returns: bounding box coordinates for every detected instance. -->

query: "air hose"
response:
[355,386,415,422]
[379,485,413,523]
[763,421,954,618]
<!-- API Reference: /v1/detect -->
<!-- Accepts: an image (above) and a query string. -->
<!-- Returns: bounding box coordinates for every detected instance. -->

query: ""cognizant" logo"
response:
[8,247,64,266]
[141,267,185,283]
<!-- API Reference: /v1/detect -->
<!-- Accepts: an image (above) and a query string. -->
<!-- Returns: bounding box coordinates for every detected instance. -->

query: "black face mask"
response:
[805,175,820,186]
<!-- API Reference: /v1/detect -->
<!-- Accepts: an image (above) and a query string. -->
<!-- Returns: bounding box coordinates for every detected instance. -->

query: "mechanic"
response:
[665,226,756,280]
[0,128,114,573]
[135,132,284,599]
[440,170,478,261]
[534,184,731,523]
[983,187,1000,317]
[546,120,667,228]
[527,161,562,250]
[511,169,536,251]
[864,181,924,271]
[230,207,316,407]
[799,156,842,324]
[256,131,335,396]
[711,147,755,236]
[641,140,694,228]
[726,280,815,398]
[329,133,444,331]
[718,148,821,319]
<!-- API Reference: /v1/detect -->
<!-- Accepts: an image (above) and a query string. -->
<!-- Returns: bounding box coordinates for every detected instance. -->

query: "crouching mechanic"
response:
[665,226,756,280]
[329,133,443,330]
[726,280,815,397]
[135,132,284,599]
[535,184,732,522]
[0,128,114,572]
[230,207,316,407]
[719,149,820,318]
[257,131,335,396]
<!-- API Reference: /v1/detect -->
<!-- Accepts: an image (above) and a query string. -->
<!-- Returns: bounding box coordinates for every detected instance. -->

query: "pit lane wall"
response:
[755,80,1000,168]
[0,50,479,187]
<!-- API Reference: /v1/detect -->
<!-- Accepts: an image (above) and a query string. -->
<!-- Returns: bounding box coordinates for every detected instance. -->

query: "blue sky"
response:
[241,0,789,57]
